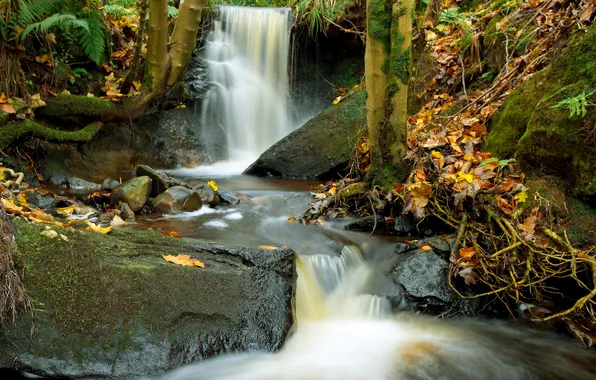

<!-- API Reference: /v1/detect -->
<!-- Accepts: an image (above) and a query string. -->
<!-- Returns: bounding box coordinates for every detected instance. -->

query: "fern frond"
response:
[78,16,106,65]
[167,5,177,18]
[17,0,68,27]
[20,13,88,40]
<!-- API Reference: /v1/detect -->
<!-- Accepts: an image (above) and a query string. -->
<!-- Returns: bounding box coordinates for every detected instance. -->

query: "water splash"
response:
[201,6,293,164]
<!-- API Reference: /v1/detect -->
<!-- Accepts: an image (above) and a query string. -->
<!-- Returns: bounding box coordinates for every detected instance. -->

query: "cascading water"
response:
[201,6,293,167]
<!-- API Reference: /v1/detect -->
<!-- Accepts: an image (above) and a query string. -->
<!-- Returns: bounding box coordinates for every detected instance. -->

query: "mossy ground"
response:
[37,95,117,118]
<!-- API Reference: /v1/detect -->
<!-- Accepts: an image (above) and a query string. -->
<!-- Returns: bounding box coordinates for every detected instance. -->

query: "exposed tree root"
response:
[0,120,103,151]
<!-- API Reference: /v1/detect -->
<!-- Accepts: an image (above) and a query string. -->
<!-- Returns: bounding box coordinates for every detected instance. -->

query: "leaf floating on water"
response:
[287,216,296,223]
[163,254,205,267]
[161,231,182,238]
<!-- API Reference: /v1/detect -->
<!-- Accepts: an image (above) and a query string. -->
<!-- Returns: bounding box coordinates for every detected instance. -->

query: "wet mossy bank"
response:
[486,24,596,200]
[0,219,296,378]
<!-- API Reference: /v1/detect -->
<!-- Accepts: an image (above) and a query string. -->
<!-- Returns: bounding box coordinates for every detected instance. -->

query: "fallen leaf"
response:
[287,216,296,222]
[161,231,182,238]
[514,191,528,203]
[0,104,15,114]
[420,245,433,251]
[459,247,476,259]
[163,254,205,267]
[208,180,219,192]
[86,221,112,234]
[328,186,337,195]
[258,245,279,250]
[40,230,58,239]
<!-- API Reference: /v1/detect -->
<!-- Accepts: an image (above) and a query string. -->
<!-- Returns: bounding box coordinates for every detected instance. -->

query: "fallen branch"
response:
[0,120,103,150]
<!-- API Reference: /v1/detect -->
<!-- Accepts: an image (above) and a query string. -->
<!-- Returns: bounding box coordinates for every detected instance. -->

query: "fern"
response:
[78,15,106,65]
[21,13,89,39]
[103,4,134,18]
[17,0,68,27]
[167,4,177,18]
[552,89,596,118]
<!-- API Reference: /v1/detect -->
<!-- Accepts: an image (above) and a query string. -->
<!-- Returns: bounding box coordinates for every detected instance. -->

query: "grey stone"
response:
[0,221,295,378]
[150,186,202,214]
[193,183,217,206]
[102,178,120,191]
[118,203,136,223]
[135,165,189,198]
[22,191,56,212]
[394,214,414,235]
[217,190,239,205]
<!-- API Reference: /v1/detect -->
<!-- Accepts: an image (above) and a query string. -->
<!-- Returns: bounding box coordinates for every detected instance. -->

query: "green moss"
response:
[0,120,102,150]
[37,94,117,118]
[368,0,391,52]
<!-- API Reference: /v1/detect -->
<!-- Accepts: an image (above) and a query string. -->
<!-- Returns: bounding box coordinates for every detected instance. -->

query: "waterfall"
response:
[201,6,293,165]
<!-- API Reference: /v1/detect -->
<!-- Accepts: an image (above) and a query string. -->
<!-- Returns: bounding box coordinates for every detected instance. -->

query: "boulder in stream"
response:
[110,176,152,212]
[193,183,218,206]
[136,164,190,197]
[244,90,366,180]
[151,186,203,214]
[0,219,296,378]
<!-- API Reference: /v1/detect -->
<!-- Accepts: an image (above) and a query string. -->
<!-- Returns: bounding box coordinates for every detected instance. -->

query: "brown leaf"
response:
[459,247,476,259]
[0,104,15,114]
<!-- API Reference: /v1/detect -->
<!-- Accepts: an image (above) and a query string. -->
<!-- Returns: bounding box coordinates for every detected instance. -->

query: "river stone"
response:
[22,190,56,212]
[344,215,388,233]
[110,176,152,212]
[394,214,414,235]
[102,178,120,191]
[217,190,239,205]
[150,186,202,214]
[136,165,189,197]
[119,203,136,223]
[244,91,366,180]
[192,183,217,206]
[0,219,296,378]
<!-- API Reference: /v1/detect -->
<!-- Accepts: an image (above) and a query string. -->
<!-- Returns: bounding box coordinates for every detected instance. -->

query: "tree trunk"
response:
[123,0,149,92]
[365,0,414,186]
[146,0,169,90]
[167,0,205,86]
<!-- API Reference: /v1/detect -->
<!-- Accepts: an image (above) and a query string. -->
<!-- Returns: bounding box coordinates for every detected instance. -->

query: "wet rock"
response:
[1,220,295,378]
[344,215,388,233]
[118,203,136,223]
[392,246,481,315]
[415,237,451,258]
[135,165,189,197]
[99,211,116,227]
[102,178,120,191]
[22,190,56,212]
[150,186,202,214]
[393,242,412,255]
[45,173,101,191]
[394,214,414,235]
[217,190,240,205]
[110,176,152,212]
[192,183,218,206]
[244,91,366,180]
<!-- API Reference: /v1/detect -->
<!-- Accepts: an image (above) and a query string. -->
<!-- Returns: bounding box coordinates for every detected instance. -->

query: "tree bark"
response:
[365,0,414,186]
[167,0,205,86]
[123,0,149,92]
[146,0,170,90]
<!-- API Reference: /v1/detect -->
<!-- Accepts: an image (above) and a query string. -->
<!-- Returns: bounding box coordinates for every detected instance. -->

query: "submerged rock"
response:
[244,90,366,180]
[21,190,56,212]
[110,176,152,212]
[0,220,296,378]
[217,190,240,205]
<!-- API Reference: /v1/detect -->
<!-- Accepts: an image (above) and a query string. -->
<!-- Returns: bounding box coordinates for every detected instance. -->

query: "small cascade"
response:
[201,6,293,164]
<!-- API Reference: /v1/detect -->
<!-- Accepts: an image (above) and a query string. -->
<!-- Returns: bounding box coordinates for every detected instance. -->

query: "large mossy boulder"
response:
[110,176,152,212]
[0,219,295,378]
[486,25,596,199]
[244,90,366,180]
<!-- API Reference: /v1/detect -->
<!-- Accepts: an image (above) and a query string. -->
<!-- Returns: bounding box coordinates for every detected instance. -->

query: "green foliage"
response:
[78,11,107,65]
[15,0,68,27]
[21,13,89,39]
[439,7,468,27]
[167,4,178,18]
[103,4,135,18]
[552,89,596,118]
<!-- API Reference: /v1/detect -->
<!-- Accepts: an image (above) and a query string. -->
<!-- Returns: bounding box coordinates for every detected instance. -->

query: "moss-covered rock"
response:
[244,90,366,180]
[0,219,295,377]
[486,24,596,199]
[110,176,152,212]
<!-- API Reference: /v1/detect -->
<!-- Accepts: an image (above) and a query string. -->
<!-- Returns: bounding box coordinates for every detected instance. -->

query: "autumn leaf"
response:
[415,169,427,182]
[0,104,15,114]
[287,216,296,222]
[259,245,279,250]
[163,254,205,267]
[328,186,337,195]
[420,245,433,251]
[456,171,474,183]
[431,150,444,169]
[208,180,218,191]
[514,191,528,203]
[459,247,476,259]
[86,221,113,234]
[161,231,182,238]
[2,198,24,214]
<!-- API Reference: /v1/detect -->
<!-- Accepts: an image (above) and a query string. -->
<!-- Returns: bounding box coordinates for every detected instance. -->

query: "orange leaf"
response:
[163,254,205,267]
[328,186,337,195]
[459,247,476,259]
[420,245,433,251]
[161,231,182,238]
[258,245,279,250]
[1,104,15,114]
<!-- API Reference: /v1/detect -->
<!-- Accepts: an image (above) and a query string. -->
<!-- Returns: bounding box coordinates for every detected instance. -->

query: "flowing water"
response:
[200,6,294,170]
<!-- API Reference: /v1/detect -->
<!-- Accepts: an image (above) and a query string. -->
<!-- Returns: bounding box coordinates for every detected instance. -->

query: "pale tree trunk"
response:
[167,0,206,86]
[147,0,169,90]
[423,0,442,29]
[365,0,414,186]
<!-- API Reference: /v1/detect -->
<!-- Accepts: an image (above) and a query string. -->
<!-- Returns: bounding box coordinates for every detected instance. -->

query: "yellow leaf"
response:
[133,81,142,91]
[420,245,433,251]
[85,221,112,234]
[258,245,279,250]
[163,254,205,267]
[287,216,296,223]
[328,186,337,195]
[431,150,444,169]
[2,198,23,214]
[514,191,528,203]
[332,96,343,105]
[207,180,219,192]
[456,171,474,183]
